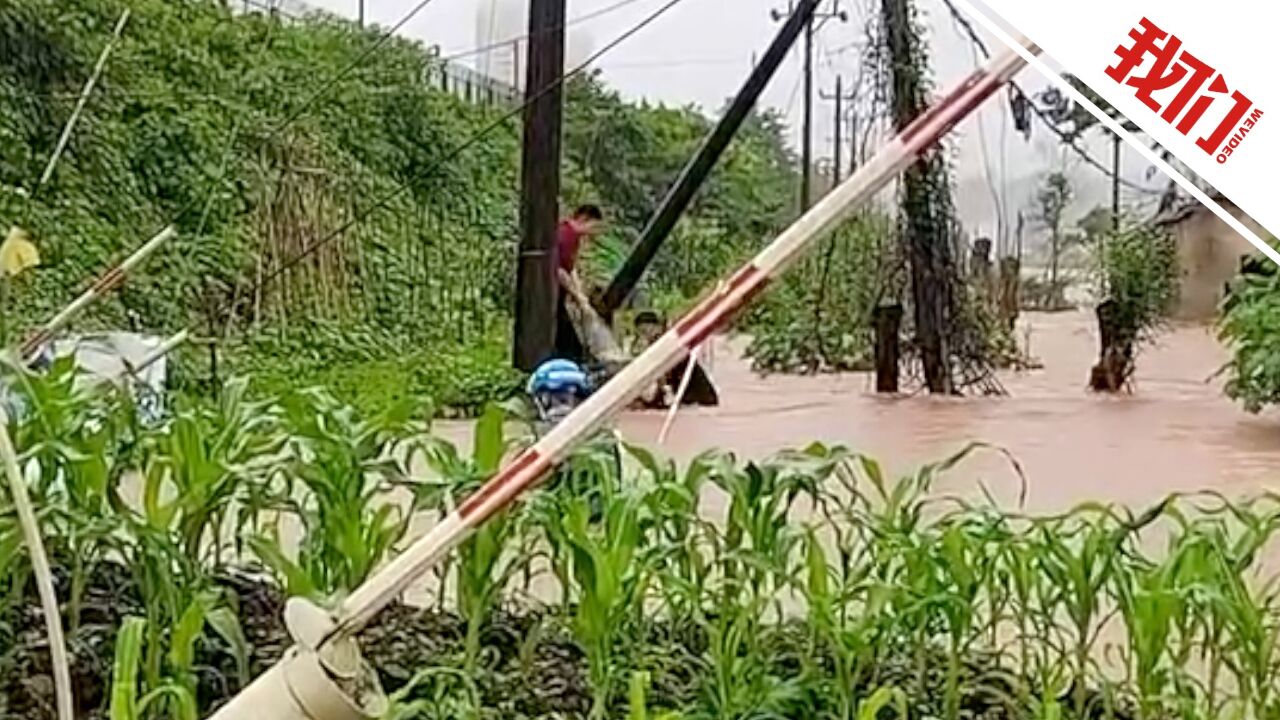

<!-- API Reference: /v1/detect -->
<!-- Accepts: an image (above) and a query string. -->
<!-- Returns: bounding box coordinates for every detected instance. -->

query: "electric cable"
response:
[235,0,693,309]
[937,0,1161,196]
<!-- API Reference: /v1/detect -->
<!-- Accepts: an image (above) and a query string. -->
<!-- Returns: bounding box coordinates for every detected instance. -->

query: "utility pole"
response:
[600,0,821,315]
[802,16,814,209]
[819,74,858,185]
[884,0,954,395]
[771,0,847,212]
[513,0,568,371]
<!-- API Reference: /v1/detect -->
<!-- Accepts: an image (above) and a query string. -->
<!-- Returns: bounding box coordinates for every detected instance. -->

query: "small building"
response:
[1154,193,1270,321]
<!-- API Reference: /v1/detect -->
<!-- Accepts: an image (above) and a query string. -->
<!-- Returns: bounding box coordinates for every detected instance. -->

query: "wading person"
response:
[553,204,605,363]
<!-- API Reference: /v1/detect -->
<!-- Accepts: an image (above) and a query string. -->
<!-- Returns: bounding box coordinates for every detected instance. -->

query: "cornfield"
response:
[1,361,1279,719]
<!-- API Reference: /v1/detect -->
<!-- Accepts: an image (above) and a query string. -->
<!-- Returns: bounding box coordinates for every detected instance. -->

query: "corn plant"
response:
[136,377,285,568]
[541,469,653,719]
[438,405,526,674]
[252,388,423,599]
[1,357,135,629]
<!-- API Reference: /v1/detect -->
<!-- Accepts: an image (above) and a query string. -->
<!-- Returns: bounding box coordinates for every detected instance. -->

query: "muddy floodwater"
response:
[440,310,1280,513]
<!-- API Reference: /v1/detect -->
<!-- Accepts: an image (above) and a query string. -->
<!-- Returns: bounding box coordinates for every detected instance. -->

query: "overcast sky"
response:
[292,0,1169,246]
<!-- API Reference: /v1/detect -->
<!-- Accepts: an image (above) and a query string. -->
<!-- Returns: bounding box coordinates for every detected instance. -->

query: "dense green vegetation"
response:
[5,365,1280,719]
[744,213,901,373]
[1219,251,1280,412]
[0,0,798,414]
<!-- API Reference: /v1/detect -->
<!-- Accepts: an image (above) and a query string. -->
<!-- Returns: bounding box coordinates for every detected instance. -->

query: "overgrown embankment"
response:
[0,0,797,414]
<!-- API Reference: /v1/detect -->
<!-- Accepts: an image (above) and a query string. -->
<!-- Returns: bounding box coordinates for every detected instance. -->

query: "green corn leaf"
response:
[110,616,147,720]
[473,403,505,473]
[858,687,907,720]
[249,535,318,599]
[206,606,251,686]
[169,597,207,673]
[628,671,650,720]
[139,684,199,720]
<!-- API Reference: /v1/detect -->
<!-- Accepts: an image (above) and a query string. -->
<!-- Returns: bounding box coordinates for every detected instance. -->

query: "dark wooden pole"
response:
[513,0,568,371]
[873,304,903,393]
[820,74,858,185]
[1111,132,1121,231]
[598,0,820,316]
[801,13,814,211]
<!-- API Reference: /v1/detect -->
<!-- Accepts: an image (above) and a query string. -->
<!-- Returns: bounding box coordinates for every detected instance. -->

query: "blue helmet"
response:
[528,359,591,397]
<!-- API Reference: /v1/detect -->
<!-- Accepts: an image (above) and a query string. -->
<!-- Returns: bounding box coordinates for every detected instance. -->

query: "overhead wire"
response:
[438,0,656,64]
[936,0,1161,196]
[233,0,693,309]
[946,9,1006,246]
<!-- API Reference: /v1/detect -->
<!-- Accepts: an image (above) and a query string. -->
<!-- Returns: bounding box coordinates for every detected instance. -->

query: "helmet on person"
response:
[528,359,591,425]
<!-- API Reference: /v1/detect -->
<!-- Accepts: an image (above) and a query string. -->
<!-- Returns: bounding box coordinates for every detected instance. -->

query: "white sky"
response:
[296,0,1169,246]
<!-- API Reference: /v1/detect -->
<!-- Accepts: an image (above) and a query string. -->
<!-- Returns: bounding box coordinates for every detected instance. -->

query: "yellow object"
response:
[0,227,39,277]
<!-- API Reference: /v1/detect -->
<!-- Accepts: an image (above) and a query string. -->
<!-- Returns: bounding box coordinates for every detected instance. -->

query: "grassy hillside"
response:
[0,0,798,414]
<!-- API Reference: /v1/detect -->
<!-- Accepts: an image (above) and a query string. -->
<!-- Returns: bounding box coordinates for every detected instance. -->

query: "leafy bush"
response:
[1219,259,1280,412]
[744,213,900,373]
[1097,222,1180,344]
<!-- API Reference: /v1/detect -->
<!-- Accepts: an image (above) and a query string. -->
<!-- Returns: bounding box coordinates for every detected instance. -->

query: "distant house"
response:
[1154,193,1269,321]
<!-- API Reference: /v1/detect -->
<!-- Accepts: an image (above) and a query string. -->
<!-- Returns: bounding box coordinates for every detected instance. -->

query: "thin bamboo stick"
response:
[0,409,74,720]
[35,9,131,194]
[18,225,177,361]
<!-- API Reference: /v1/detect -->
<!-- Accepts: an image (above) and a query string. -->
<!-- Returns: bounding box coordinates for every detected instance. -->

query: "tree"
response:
[1088,221,1178,392]
[1034,171,1073,308]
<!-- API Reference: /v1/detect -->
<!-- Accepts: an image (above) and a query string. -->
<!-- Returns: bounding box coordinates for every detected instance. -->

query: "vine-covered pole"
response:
[17,226,177,362]
[207,37,1036,720]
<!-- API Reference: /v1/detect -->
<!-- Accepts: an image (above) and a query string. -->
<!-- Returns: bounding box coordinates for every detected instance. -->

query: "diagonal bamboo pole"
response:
[35,9,131,195]
[17,225,177,362]
[329,37,1038,642]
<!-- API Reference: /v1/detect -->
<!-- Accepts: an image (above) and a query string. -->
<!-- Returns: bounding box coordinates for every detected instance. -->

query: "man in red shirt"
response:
[554,204,605,360]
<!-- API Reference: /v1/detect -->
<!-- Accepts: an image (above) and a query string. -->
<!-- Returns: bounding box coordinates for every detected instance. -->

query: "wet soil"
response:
[0,561,1145,720]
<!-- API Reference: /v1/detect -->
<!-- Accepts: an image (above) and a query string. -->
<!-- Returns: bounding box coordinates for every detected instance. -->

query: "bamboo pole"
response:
[208,36,1038,720]
[18,225,177,361]
[328,39,1036,642]
[124,329,190,379]
[35,9,131,195]
[657,341,701,445]
[0,409,74,720]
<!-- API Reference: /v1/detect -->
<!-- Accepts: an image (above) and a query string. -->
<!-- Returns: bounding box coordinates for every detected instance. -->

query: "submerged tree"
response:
[1034,171,1073,308]
[1088,221,1178,392]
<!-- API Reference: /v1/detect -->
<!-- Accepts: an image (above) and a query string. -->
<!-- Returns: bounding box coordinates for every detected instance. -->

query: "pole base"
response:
[207,646,386,720]
[207,599,386,720]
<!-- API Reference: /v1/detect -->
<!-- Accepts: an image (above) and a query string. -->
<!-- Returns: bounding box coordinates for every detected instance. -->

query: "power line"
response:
[439,0,655,64]
[238,0,693,312]
[936,0,1161,196]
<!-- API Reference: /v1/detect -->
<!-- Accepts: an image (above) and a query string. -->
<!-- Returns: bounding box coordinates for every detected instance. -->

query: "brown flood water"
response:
[440,310,1280,513]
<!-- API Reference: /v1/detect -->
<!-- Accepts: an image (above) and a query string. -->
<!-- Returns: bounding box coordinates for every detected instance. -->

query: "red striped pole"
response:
[17,226,177,362]
[328,39,1037,640]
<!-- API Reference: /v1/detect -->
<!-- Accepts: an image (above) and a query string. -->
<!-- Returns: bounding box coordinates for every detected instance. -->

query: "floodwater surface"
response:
[443,310,1280,513]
